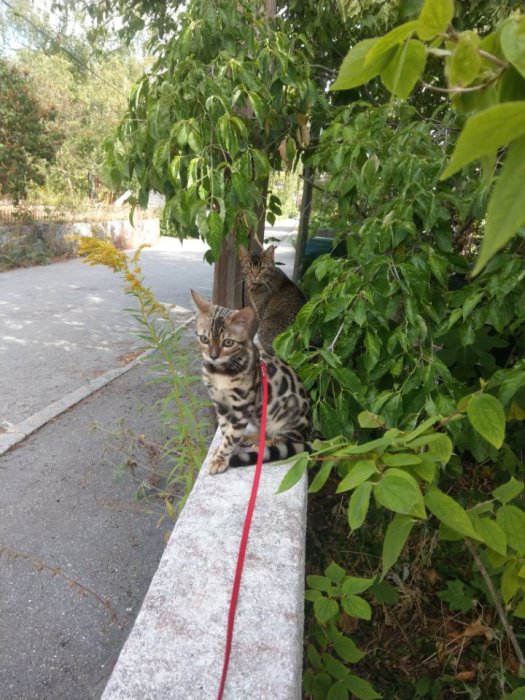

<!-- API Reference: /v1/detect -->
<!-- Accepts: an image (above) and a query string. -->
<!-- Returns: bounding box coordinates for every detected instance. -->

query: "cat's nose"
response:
[209,349,220,360]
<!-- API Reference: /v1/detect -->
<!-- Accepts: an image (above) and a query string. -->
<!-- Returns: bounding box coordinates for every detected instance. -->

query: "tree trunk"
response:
[293,164,314,282]
[211,0,275,308]
[211,180,268,308]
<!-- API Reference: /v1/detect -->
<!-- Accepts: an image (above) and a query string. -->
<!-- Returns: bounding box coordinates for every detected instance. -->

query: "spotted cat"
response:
[238,244,306,354]
[190,289,311,474]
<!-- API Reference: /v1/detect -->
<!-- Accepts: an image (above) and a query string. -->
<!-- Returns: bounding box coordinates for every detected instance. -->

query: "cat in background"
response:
[190,289,311,475]
[238,244,306,354]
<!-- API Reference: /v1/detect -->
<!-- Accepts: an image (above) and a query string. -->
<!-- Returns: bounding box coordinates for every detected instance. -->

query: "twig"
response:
[478,49,508,69]
[464,538,525,669]
[298,173,337,198]
[316,454,371,462]
[328,319,346,352]
[421,80,492,95]
[311,63,337,77]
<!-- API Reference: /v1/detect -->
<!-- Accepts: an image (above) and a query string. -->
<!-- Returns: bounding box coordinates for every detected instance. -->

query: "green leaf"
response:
[473,136,525,275]
[429,255,448,288]
[441,103,525,179]
[276,454,309,493]
[501,562,520,603]
[497,505,525,554]
[252,149,270,179]
[374,469,426,518]
[462,291,484,321]
[312,672,333,700]
[318,348,341,369]
[307,575,333,592]
[336,433,399,456]
[437,579,474,612]
[411,460,437,483]
[206,211,223,259]
[169,155,182,183]
[439,522,465,541]
[500,16,525,79]
[325,562,346,584]
[314,596,339,624]
[513,599,525,619]
[447,31,481,87]
[370,580,400,604]
[364,330,381,372]
[364,20,419,65]
[345,674,382,700]
[309,461,334,494]
[307,644,324,670]
[382,514,416,578]
[342,577,375,595]
[348,481,373,531]
[503,687,525,700]
[382,453,422,466]
[403,416,440,442]
[417,0,454,40]
[333,634,365,663]
[358,411,385,429]
[331,39,395,91]
[337,460,378,493]
[426,434,453,464]
[188,128,203,152]
[425,490,481,540]
[380,40,427,100]
[327,681,349,700]
[498,371,525,407]
[323,654,349,681]
[493,477,524,505]
[474,517,507,555]
[305,590,323,602]
[341,594,372,620]
[467,393,506,448]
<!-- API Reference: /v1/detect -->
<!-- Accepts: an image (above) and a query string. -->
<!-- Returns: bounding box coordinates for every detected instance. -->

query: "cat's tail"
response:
[229,441,311,468]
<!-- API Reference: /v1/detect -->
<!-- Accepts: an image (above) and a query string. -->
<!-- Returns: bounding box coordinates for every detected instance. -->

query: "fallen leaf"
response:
[453,670,476,681]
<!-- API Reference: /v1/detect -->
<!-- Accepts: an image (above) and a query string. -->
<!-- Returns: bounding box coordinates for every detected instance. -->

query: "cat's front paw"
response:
[209,457,229,475]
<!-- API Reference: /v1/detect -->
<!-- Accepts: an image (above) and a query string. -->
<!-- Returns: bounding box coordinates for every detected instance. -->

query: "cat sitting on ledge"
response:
[238,244,306,354]
[190,289,311,475]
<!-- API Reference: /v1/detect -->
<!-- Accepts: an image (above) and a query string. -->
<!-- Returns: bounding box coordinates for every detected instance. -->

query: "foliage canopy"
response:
[0,59,62,201]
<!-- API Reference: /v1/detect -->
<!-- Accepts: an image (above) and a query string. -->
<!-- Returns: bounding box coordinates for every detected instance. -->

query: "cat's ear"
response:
[238,245,250,262]
[190,289,212,317]
[263,245,276,261]
[230,306,256,333]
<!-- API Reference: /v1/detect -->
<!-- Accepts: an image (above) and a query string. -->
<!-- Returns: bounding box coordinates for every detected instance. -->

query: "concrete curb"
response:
[102,429,307,700]
[0,349,156,456]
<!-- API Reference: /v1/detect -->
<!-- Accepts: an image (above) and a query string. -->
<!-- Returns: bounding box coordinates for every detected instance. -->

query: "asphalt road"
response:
[0,223,297,699]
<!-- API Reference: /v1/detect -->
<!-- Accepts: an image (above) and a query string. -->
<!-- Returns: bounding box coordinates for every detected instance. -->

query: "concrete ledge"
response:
[102,429,307,700]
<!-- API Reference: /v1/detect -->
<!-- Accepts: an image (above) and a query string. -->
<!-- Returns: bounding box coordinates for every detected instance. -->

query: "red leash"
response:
[216,360,268,700]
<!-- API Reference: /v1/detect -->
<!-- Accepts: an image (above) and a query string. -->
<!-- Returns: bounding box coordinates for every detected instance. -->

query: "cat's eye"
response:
[223,338,234,347]
[199,334,209,344]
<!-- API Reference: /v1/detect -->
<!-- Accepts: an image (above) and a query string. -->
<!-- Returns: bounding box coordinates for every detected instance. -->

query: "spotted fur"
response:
[238,244,306,354]
[190,289,311,474]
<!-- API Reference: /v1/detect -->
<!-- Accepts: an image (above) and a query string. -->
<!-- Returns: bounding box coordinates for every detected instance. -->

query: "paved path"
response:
[0,228,296,435]
[0,238,213,431]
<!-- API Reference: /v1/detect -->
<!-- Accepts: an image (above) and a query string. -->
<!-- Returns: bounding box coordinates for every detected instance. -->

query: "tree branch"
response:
[465,538,525,670]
